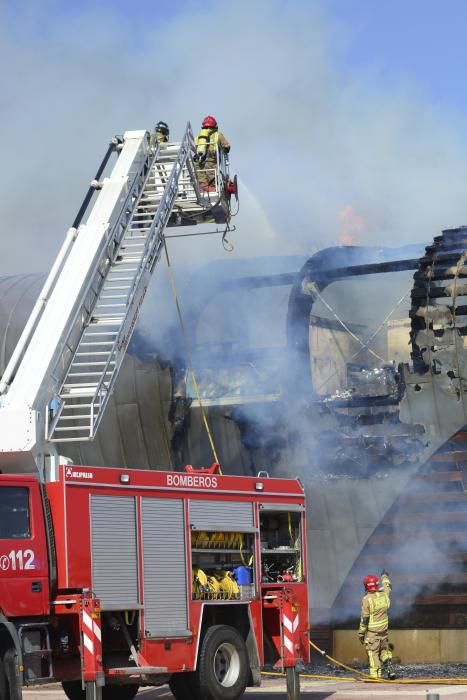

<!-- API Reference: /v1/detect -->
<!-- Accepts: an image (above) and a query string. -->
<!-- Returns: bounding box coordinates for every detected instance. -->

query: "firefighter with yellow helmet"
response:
[195,115,230,190]
[358,570,396,680]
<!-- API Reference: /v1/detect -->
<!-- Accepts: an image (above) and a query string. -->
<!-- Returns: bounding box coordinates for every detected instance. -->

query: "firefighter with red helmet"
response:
[358,570,396,680]
[195,115,230,190]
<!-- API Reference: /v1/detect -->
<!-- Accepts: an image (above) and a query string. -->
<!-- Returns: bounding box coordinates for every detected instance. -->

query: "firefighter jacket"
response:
[156,132,168,144]
[359,574,391,635]
[196,128,230,160]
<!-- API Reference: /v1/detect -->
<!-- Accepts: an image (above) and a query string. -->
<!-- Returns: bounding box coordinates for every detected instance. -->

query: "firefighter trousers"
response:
[364,631,392,678]
[196,158,217,187]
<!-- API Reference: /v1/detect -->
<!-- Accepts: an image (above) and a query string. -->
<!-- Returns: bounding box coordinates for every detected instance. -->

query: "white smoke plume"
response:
[0,0,467,278]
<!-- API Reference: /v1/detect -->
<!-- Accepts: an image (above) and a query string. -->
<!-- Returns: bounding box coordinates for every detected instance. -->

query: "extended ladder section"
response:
[0,123,231,459]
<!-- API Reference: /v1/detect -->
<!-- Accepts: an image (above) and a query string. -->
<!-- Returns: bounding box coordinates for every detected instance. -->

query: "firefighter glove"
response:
[197,152,206,165]
[358,633,365,645]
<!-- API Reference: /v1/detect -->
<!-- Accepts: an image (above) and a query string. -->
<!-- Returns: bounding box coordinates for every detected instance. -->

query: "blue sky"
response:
[327,0,467,117]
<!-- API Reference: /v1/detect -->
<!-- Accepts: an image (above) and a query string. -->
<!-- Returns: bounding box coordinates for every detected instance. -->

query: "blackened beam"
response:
[314,395,400,408]
[220,261,418,292]
[223,273,297,290]
[313,258,420,281]
[223,252,467,291]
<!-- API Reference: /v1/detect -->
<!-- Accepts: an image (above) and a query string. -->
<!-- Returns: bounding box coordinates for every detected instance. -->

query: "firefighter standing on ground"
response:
[358,570,396,680]
[195,115,230,190]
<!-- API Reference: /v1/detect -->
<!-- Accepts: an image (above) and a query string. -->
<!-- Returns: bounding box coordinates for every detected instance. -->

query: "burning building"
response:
[3,226,467,663]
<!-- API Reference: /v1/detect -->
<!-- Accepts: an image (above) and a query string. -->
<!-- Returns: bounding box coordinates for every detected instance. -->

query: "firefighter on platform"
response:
[155,121,170,144]
[358,570,396,680]
[195,115,230,190]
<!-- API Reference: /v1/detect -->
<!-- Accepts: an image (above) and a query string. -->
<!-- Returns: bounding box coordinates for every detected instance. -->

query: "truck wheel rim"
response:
[213,642,240,687]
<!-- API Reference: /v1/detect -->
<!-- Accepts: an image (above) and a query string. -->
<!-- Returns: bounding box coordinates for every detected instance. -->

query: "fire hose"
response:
[261,639,467,684]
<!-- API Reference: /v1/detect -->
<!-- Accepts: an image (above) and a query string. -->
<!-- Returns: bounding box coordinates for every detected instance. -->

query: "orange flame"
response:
[337,204,366,245]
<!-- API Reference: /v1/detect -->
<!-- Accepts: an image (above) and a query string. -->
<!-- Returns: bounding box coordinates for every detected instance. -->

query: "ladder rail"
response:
[49,123,200,442]
[88,123,196,438]
[0,141,120,397]
[46,137,161,430]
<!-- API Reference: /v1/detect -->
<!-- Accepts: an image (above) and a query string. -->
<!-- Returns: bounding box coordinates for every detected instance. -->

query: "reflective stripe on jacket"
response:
[359,574,391,634]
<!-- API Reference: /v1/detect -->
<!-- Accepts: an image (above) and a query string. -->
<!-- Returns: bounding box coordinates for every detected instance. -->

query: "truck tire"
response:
[196,625,249,700]
[62,681,84,700]
[169,672,201,700]
[62,681,139,700]
[286,667,300,700]
[103,686,139,700]
[0,658,7,700]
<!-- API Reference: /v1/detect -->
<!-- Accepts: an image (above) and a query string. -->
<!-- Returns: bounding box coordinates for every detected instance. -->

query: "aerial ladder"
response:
[0,123,237,479]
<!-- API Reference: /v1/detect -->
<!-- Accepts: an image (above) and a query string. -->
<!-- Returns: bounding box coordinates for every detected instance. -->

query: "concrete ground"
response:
[23,679,467,700]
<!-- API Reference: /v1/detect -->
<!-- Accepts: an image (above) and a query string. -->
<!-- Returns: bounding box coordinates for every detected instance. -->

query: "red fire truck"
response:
[0,126,309,700]
[0,465,308,700]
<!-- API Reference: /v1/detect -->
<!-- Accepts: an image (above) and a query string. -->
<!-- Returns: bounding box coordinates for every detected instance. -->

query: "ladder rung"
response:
[99,294,129,299]
[67,371,113,378]
[57,415,90,421]
[53,426,91,432]
[50,436,92,443]
[80,343,116,348]
[94,303,127,308]
[83,330,119,335]
[62,403,100,409]
[113,257,142,263]
[104,276,135,282]
[70,361,115,367]
[91,316,124,321]
[62,384,98,390]
[76,351,114,356]
[102,287,132,292]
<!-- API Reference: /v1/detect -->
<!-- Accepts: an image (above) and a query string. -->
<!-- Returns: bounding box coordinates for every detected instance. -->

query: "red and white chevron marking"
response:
[82,609,101,655]
[283,612,299,655]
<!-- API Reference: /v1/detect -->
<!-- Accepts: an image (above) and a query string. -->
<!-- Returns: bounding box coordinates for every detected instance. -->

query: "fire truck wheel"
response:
[0,656,6,700]
[102,686,139,700]
[169,672,201,700]
[197,625,249,700]
[62,681,84,700]
[62,681,139,700]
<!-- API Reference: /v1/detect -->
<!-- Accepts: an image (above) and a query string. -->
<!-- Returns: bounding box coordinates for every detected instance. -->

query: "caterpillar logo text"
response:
[166,474,218,489]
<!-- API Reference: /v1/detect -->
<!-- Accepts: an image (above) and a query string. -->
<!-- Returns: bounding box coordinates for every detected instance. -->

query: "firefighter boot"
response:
[382,658,396,680]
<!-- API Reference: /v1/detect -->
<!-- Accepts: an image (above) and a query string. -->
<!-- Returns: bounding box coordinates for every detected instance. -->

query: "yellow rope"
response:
[163,236,222,472]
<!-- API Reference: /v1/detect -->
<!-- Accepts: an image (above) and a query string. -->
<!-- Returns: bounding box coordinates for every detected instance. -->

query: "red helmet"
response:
[202,115,217,128]
[363,574,379,592]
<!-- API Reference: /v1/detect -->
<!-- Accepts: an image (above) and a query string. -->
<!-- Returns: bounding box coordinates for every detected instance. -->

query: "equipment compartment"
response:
[191,530,256,600]
[259,506,304,584]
